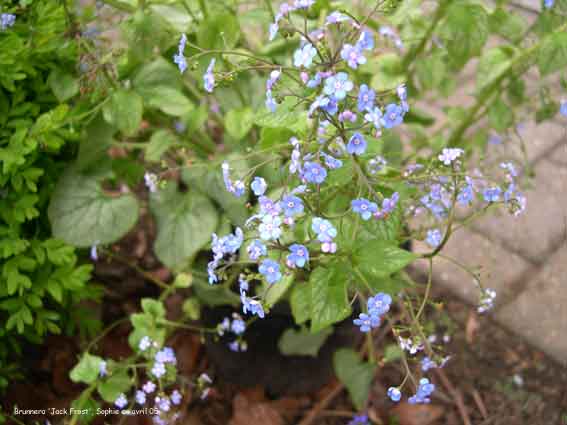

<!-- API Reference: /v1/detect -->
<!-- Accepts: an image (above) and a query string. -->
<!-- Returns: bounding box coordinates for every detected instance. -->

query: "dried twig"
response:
[435,369,472,425]
[471,388,488,419]
[297,382,345,425]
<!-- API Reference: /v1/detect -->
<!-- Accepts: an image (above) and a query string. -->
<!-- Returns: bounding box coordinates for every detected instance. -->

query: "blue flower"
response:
[483,187,501,203]
[421,356,437,372]
[544,0,554,8]
[438,147,464,165]
[231,318,246,335]
[266,90,278,112]
[358,29,375,50]
[341,44,367,69]
[303,161,327,184]
[269,22,279,41]
[115,394,128,409]
[287,244,309,268]
[364,106,383,130]
[241,288,265,318]
[323,72,354,101]
[377,192,399,218]
[367,293,392,316]
[311,217,337,242]
[259,259,282,284]
[347,133,367,156]
[408,378,435,404]
[135,390,146,405]
[348,415,370,425]
[560,100,567,117]
[353,312,380,333]
[171,390,182,405]
[326,11,350,25]
[259,196,282,216]
[1,14,15,31]
[294,44,317,68]
[294,0,315,8]
[381,103,404,129]
[387,387,402,402]
[457,177,474,206]
[259,214,282,240]
[321,152,343,169]
[281,195,304,217]
[251,177,267,196]
[351,198,378,220]
[357,84,375,112]
[247,240,267,260]
[204,59,216,93]
[306,72,322,88]
[173,33,188,73]
[425,228,442,248]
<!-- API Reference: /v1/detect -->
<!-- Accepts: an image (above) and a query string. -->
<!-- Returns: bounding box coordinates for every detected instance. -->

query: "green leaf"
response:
[70,353,103,384]
[334,348,376,410]
[149,4,192,32]
[263,273,294,308]
[181,156,248,225]
[309,264,352,333]
[278,327,333,357]
[489,8,526,42]
[146,130,176,162]
[141,298,165,319]
[225,107,254,141]
[192,276,240,307]
[149,183,218,269]
[488,97,514,132]
[173,272,192,288]
[77,114,115,172]
[133,57,183,98]
[368,53,404,92]
[538,32,567,76]
[440,3,489,69]
[48,167,139,247]
[255,98,308,133]
[145,86,193,117]
[353,240,416,282]
[259,127,295,150]
[197,12,240,49]
[415,54,447,92]
[48,68,79,102]
[182,297,201,320]
[103,89,143,135]
[290,282,312,325]
[97,370,132,403]
[476,47,515,93]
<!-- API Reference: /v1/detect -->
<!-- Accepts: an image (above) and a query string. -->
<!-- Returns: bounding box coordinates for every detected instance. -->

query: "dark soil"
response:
[2,218,566,425]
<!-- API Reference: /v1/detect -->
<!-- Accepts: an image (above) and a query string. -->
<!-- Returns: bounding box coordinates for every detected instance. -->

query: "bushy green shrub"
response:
[0,0,100,391]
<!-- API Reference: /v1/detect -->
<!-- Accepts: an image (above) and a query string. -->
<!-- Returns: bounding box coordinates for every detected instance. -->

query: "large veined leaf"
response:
[476,47,516,93]
[334,348,376,410]
[538,32,567,76]
[278,327,333,357]
[48,168,139,247]
[102,89,143,135]
[440,3,489,69]
[149,183,218,269]
[309,264,352,333]
[353,240,416,281]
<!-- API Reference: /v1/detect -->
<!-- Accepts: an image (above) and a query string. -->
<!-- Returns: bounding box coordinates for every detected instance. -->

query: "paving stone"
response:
[471,159,567,261]
[496,248,567,366]
[409,228,531,307]
[546,133,567,165]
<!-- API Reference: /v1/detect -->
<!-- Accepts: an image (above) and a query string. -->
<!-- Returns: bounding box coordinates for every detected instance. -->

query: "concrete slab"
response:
[496,248,567,366]
[471,159,567,262]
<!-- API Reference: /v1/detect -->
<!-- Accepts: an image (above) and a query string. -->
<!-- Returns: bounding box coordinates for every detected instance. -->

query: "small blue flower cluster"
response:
[102,336,192,424]
[353,293,392,333]
[347,414,370,425]
[408,378,435,404]
[217,313,248,352]
[1,13,15,31]
[173,33,187,73]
